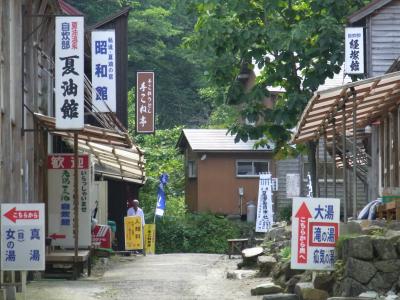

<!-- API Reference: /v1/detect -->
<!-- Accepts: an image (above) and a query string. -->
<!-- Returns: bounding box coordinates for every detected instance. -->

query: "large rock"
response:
[242,247,264,267]
[286,275,302,294]
[344,258,376,284]
[258,256,277,276]
[272,261,304,282]
[367,272,397,292]
[263,294,299,300]
[374,260,400,273]
[313,272,334,295]
[334,278,367,297]
[372,237,397,260]
[251,283,284,296]
[265,226,291,242]
[226,269,257,280]
[342,236,373,261]
[340,222,362,236]
[358,291,378,299]
[294,283,329,300]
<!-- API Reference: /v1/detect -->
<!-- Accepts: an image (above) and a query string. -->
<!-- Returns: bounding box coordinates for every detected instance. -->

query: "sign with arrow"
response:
[1,203,45,271]
[291,197,340,271]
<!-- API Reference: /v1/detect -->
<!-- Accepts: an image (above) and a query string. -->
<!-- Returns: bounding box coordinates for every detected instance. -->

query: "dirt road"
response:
[27,254,269,300]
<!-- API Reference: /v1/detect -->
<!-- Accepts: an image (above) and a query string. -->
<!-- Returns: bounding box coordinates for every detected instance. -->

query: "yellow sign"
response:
[124,216,143,250]
[144,224,156,254]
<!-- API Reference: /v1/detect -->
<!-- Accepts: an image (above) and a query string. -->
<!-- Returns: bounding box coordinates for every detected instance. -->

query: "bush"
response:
[278,205,292,223]
[155,212,252,254]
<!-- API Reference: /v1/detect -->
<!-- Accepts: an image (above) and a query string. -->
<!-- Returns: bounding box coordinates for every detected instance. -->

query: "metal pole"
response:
[332,118,337,198]
[342,97,347,223]
[74,133,79,266]
[324,132,328,197]
[352,89,357,218]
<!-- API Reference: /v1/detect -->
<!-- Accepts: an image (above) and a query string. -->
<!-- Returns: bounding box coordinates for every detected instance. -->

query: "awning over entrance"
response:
[34,113,132,148]
[34,113,146,184]
[65,138,146,184]
[292,71,400,144]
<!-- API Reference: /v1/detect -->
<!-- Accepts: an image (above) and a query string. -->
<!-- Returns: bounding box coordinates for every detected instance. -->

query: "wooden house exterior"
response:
[177,129,275,215]
[292,0,400,220]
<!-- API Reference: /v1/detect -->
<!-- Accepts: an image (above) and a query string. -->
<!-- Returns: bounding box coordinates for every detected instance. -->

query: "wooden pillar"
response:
[332,118,337,198]
[324,132,328,197]
[352,89,357,218]
[342,97,347,223]
[315,140,320,197]
[73,133,79,267]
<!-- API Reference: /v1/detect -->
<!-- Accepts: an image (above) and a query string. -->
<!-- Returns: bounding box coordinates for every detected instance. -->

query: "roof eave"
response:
[348,0,392,24]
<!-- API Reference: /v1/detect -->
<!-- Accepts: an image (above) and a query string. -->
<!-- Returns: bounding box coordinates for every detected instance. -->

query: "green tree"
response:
[185,0,368,191]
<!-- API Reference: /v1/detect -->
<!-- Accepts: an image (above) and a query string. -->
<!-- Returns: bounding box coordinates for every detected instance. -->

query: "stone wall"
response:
[334,234,400,297]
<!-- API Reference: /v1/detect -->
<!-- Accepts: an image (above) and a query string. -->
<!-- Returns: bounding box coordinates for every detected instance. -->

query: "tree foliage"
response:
[186,0,369,150]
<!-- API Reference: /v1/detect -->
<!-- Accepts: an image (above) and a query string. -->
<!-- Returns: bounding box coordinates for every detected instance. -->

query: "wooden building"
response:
[177,129,275,215]
[292,0,400,220]
[1,0,146,259]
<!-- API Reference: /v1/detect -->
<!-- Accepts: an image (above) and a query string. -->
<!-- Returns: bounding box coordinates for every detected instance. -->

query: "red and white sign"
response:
[291,197,340,271]
[1,203,45,271]
[48,154,91,248]
[92,225,111,249]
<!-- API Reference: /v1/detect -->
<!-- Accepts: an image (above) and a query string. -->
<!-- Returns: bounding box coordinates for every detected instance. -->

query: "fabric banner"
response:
[155,173,169,216]
[255,173,273,232]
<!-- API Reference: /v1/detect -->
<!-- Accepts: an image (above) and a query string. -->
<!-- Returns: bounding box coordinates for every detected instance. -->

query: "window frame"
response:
[187,160,197,178]
[236,159,269,178]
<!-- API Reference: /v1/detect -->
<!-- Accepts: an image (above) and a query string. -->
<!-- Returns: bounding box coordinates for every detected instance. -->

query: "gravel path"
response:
[27,253,270,300]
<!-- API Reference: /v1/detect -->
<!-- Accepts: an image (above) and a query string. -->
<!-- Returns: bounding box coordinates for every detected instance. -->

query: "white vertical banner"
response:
[91,30,116,112]
[345,27,364,75]
[255,173,274,232]
[286,173,301,198]
[55,16,85,129]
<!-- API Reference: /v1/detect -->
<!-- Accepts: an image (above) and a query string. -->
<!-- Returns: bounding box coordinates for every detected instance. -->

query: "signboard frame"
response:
[1,203,45,271]
[290,197,340,271]
[136,71,155,134]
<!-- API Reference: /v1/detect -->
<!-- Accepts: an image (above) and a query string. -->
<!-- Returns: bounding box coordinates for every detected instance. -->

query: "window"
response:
[236,160,269,177]
[188,160,197,178]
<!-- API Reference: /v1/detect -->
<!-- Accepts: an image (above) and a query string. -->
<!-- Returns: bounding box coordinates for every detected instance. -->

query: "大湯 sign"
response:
[291,197,340,270]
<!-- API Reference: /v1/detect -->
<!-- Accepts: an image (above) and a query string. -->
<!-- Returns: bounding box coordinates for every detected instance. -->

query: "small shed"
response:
[177,129,275,216]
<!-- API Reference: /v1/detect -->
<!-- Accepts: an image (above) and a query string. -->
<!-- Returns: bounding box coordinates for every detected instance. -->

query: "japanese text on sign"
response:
[255,173,274,232]
[136,72,155,133]
[91,30,116,112]
[55,16,84,129]
[48,154,91,248]
[1,204,45,271]
[125,216,143,250]
[291,197,340,271]
[345,27,364,74]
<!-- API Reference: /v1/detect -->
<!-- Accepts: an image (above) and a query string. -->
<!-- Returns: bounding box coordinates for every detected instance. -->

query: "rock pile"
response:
[334,234,400,297]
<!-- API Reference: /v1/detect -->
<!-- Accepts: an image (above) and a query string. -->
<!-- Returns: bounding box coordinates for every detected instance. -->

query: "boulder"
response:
[367,273,397,291]
[242,247,264,267]
[372,237,397,260]
[265,226,291,242]
[374,260,400,273]
[286,275,302,294]
[334,278,367,297]
[358,291,378,299]
[294,283,329,300]
[344,258,376,284]
[263,294,299,300]
[251,283,284,296]
[340,222,363,236]
[342,236,373,261]
[226,269,257,280]
[313,272,335,295]
[258,256,278,276]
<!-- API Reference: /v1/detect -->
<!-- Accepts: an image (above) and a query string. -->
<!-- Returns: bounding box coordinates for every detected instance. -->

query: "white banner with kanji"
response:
[255,173,274,232]
[291,197,340,270]
[55,16,85,129]
[91,30,116,112]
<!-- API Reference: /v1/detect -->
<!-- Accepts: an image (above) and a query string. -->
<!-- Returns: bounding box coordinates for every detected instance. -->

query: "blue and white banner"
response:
[155,173,169,216]
[91,30,116,112]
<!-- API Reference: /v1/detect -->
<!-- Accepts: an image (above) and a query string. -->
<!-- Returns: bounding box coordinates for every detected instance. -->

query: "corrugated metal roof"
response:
[180,129,274,152]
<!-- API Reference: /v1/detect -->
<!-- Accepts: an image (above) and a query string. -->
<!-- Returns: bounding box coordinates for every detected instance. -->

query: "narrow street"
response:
[27,254,268,300]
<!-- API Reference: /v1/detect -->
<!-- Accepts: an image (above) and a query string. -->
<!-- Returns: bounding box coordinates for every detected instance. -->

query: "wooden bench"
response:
[45,250,91,280]
[227,238,248,259]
